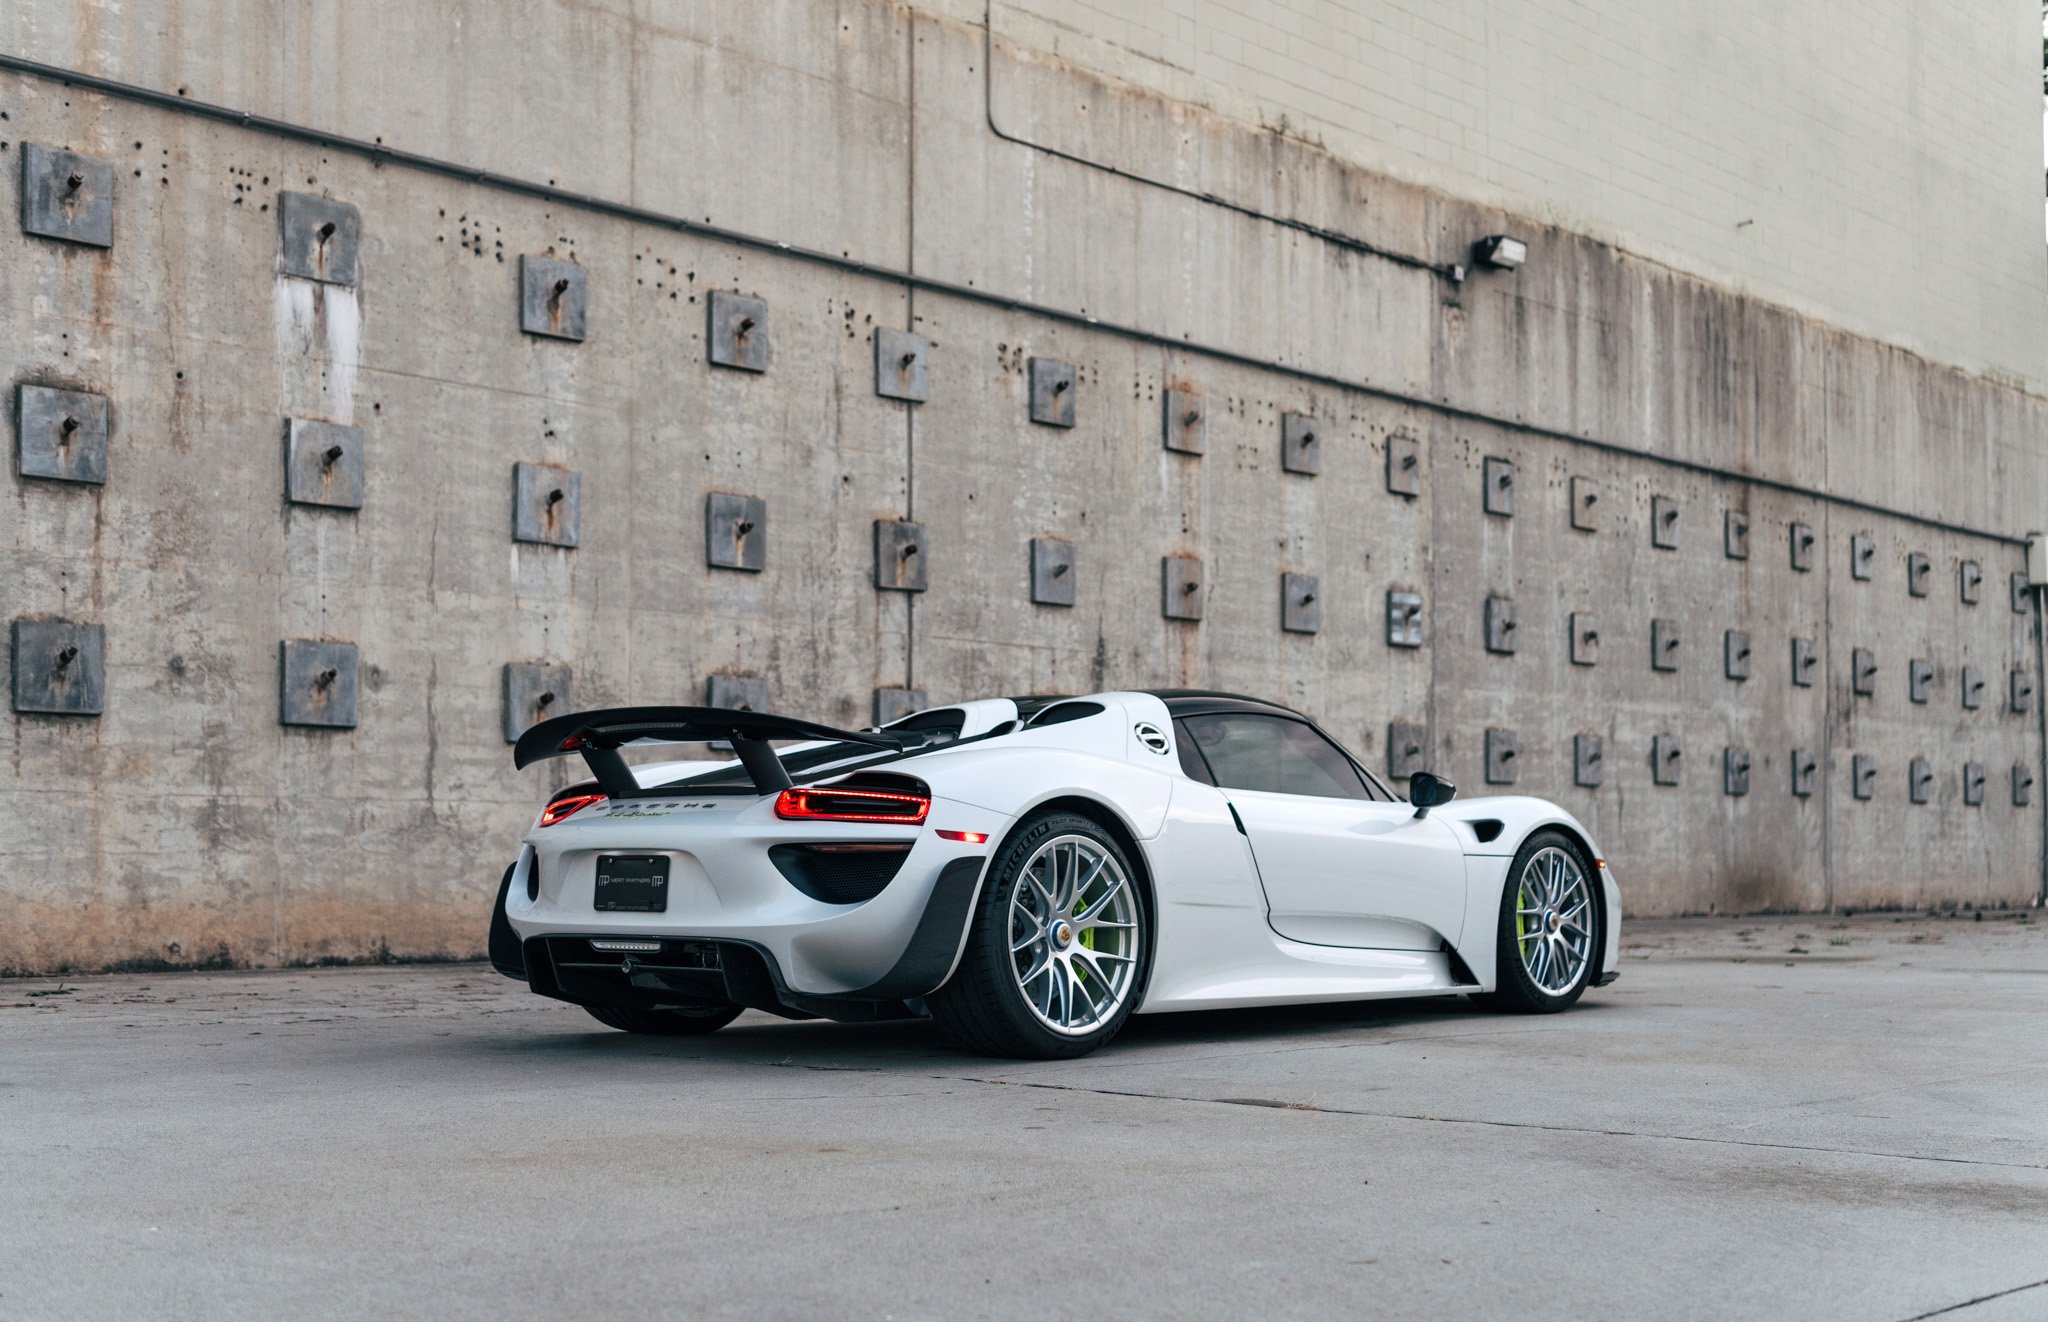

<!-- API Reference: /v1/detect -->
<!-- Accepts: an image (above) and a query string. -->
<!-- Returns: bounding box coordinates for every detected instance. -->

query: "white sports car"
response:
[490,691,1621,1059]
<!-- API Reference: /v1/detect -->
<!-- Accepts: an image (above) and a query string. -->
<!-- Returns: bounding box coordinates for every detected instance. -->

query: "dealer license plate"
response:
[593,854,669,913]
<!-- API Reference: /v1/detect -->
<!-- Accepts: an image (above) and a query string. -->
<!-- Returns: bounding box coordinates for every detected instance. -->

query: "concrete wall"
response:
[1,0,2041,974]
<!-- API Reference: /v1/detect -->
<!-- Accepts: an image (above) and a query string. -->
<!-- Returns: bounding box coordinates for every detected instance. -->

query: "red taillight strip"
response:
[774,785,931,824]
[537,791,607,828]
[935,829,988,844]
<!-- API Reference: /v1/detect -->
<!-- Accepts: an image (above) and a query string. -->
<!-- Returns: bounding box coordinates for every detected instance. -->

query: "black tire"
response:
[584,1003,743,1035]
[927,810,1149,1060]
[1470,829,1600,1014]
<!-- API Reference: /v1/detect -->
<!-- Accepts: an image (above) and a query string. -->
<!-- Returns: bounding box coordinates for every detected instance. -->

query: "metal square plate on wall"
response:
[874,329,928,402]
[1570,476,1599,532]
[21,144,114,247]
[1484,596,1517,654]
[1851,648,1876,697]
[874,688,926,726]
[1790,522,1817,572]
[502,663,572,743]
[2011,668,2033,714]
[1791,749,1818,798]
[11,619,104,715]
[1961,666,1984,710]
[279,640,358,728]
[1792,637,1818,687]
[1851,754,1876,800]
[1650,496,1679,549]
[1962,762,1985,807]
[1569,613,1598,667]
[1908,658,1932,704]
[1280,412,1321,475]
[1161,556,1203,621]
[708,291,771,372]
[1028,358,1076,427]
[874,519,927,592]
[1906,552,1930,597]
[1652,734,1682,786]
[519,255,588,341]
[285,419,365,509]
[705,493,767,571]
[1386,724,1427,780]
[1484,728,1518,785]
[1850,533,1875,580]
[1385,434,1421,497]
[2013,571,2031,614]
[16,384,109,485]
[1908,759,1933,805]
[1959,560,1982,604]
[1280,573,1320,634]
[2014,765,2034,807]
[1030,537,1076,606]
[1386,591,1423,648]
[1482,457,1514,516]
[1651,619,1679,672]
[1573,734,1603,788]
[1724,629,1750,681]
[1724,510,1749,559]
[706,674,768,712]
[1723,747,1751,796]
[1162,387,1205,455]
[278,192,360,286]
[513,463,580,547]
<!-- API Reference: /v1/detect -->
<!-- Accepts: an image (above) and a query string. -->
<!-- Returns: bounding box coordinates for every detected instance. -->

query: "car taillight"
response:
[774,784,930,824]
[537,790,606,828]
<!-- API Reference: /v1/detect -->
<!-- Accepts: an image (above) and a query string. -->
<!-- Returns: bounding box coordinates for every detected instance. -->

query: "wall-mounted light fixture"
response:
[1472,235,1527,270]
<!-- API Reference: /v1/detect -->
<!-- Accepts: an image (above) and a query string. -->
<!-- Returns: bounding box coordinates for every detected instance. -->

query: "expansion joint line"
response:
[0,51,2024,548]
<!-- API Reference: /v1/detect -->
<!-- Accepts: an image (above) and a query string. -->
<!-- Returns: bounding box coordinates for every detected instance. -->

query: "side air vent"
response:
[1027,700,1104,727]
[769,843,913,905]
[1470,819,1505,844]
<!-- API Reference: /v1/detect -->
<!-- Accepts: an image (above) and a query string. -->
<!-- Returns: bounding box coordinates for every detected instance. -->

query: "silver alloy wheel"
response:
[1514,846,1594,995]
[1007,833,1141,1036]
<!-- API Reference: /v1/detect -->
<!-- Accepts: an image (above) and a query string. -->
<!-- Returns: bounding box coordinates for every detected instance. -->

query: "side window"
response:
[1171,720,1215,784]
[1178,714,1370,800]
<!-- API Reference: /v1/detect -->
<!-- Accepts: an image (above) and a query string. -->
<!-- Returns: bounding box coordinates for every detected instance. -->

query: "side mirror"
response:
[1409,770,1457,819]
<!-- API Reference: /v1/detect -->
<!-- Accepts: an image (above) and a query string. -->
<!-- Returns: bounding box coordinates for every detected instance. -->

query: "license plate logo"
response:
[593,854,669,913]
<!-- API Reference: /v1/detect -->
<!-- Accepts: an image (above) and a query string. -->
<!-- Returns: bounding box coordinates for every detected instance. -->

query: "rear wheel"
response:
[928,811,1147,1059]
[1471,829,1598,1013]
[583,1003,743,1035]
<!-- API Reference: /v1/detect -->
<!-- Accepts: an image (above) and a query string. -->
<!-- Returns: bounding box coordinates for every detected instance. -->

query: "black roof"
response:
[1144,689,1304,718]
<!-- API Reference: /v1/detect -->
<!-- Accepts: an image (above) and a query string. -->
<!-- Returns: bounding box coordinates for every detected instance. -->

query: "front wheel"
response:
[928,811,1147,1059]
[1470,830,1599,1013]
[584,1003,743,1035]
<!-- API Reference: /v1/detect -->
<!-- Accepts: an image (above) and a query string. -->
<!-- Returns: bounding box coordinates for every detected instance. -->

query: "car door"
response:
[1176,712,1467,951]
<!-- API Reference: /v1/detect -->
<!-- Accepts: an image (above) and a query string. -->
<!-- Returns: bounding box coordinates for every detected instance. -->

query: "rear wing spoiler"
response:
[513,705,901,797]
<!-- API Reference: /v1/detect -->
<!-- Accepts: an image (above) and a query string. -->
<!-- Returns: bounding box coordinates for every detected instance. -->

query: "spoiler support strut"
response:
[514,705,897,796]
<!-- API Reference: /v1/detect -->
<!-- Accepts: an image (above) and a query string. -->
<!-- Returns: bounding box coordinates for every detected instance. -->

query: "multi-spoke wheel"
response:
[1472,830,1599,1013]
[928,811,1149,1058]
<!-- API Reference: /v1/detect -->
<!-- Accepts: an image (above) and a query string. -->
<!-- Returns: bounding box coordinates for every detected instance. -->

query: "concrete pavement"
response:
[3,912,2045,1320]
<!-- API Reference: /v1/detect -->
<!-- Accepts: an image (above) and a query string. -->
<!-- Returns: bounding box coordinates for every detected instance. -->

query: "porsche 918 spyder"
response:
[489,691,1620,1058]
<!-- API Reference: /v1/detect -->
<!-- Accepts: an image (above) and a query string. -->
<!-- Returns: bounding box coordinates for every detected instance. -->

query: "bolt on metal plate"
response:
[1385,434,1421,497]
[705,492,767,572]
[519,255,588,341]
[1161,556,1204,621]
[21,143,114,247]
[1281,573,1320,634]
[1908,658,1933,705]
[706,674,768,712]
[1569,476,1599,532]
[1851,754,1876,800]
[279,640,358,728]
[502,663,572,743]
[1030,537,1076,606]
[1724,509,1750,560]
[1650,496,1680,550]
[1386,723,1428,780]
[1789,522,1817,572]
[1162,387,1205,455]
[1652,734,1682,786]
[1849,533,1874,580]
[873,328,928,402]
[16,384,109,485]
[1791,749,1818,798]
[512,463,581,547]
[1482,457,1515,517]
[285,419,365,510]
[2011,668,2033,714]
[1484,596,1518,654]
[1906,552,1930,597]
[1724,629,1751,681]
[1962,762,1985,807]
[1280,412,1321,476]
[1386,590,1423,648]
[11,618,104,715]
[1723,747,1751,797]
[2014,765,2034,807]
[278,192,359,286]
[1651,619,1680,672]
[1959,559,1982,605]
[873,519,928,592]
[2013,571,2033,614]
[1569,612,1599,667]
[1484,728,1519,785]
[1028,358,1076,427]
[1961,665,1984,710]
[1573,734,1604,788]
[1908,758,1933,805]
[1852,648,1877,697]
[873,688,927,726]
[707,291,769,371]
[1791,637,1818,687]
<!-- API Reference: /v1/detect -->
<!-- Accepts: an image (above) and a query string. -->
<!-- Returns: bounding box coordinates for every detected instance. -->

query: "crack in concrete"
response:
[1898,1275,2048,1320]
